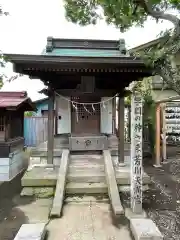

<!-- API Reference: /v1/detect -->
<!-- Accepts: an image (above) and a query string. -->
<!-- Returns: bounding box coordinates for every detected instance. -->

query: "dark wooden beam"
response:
[47,92,55,164]
[55,89,117,97]
[118,96,125,165]
[112,97,116,134]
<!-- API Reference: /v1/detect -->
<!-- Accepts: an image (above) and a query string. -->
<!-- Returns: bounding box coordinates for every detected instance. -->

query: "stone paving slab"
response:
[47,202,132,240]
[14,223,46,240]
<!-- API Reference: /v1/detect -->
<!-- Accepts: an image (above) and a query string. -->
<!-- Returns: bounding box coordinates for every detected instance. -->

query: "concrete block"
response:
[21,187,54,198]
[0,158,10,166]
[125,208,147,220]
[118,185,149,193]
[0,165,9,174]
[30,157,41,165]
[130,218,163,240]
[53,157,61,166]
[64,195,109,204]
[0,172,9,181]
[21,187,34,196]
[66,182,107,194]
[67,172,106,183]
[103,150,124,216]
[69,136,107,150]
[40,157,47,164]
[14,223,46,240]
[50,149,69,218]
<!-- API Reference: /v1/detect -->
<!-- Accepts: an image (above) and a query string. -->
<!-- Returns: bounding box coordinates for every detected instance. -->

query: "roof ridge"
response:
[0,91,27,98]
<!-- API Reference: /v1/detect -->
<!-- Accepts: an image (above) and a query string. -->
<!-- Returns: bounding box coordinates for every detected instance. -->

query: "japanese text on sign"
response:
[131,92,143,213]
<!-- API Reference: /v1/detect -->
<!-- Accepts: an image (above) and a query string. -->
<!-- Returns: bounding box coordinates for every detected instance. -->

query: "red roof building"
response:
[0,91,35,110]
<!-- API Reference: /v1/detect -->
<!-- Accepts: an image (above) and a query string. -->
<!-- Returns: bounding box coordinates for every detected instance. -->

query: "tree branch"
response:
[137,0,180,30]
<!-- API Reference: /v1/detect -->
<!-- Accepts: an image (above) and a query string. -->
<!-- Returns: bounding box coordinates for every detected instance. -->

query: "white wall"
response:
[100,97,112,134]
[56,95,71,134]
[0,150,25,181]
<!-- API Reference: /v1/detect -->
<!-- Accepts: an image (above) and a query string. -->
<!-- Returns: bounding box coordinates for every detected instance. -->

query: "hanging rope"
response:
[55,91,118,123]
[55,91,118,105]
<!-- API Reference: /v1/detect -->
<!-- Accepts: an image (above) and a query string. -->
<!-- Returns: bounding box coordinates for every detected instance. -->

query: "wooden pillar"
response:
[161,103,167,161]
[154,103,161,167]
[128,105,131,142]
[118,96,125,165]
[112,96,116,134]
[47,92,55,164]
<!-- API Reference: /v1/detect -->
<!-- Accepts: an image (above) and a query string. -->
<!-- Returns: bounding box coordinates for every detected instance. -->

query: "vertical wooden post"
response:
[154,103,161,167]
[162,103,167,161]
[128,105,131,142]
[112,96,116,134]
[118,96,125,165]
[47,92,55,164]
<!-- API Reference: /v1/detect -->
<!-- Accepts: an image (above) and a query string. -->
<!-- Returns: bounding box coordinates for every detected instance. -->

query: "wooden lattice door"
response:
[71,96,100,135]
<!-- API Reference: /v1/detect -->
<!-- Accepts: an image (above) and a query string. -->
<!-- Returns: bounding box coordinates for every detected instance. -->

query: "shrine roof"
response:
[5,37,153,81]
[0,91,36,110]
[42,48,124,58]
[41,37,127,58]
[6,37,145,66]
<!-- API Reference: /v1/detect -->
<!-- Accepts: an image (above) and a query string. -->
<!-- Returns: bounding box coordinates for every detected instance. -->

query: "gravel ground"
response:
[0,171,51,240]
[121,157,180,240]
[0,171,28,240]
[144,158,180,240]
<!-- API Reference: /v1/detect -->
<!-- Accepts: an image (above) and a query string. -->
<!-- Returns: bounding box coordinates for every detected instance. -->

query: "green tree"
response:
[24,111,34,117]
[64,0,180,93]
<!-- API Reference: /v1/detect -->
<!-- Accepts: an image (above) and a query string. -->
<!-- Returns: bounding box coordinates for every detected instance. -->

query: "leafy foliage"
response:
[24,111,34,117]
[64,0,180,93]
[64,0,180,30]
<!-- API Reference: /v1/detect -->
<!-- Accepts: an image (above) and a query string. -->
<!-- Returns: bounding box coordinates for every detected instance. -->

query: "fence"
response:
[24,117,48,147]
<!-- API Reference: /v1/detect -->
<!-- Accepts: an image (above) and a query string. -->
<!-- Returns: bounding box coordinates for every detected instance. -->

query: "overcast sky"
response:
[0,0,175,101]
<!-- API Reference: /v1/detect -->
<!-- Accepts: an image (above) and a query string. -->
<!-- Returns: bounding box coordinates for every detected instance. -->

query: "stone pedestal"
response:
[130,218,163,240]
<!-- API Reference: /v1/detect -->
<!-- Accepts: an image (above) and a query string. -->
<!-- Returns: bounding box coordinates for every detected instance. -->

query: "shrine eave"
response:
[6,54,152,73]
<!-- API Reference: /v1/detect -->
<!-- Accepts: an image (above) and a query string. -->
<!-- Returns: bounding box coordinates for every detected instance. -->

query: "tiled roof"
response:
[0,91,33,109]
[42,48,125,58]
[41,37,127,58]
